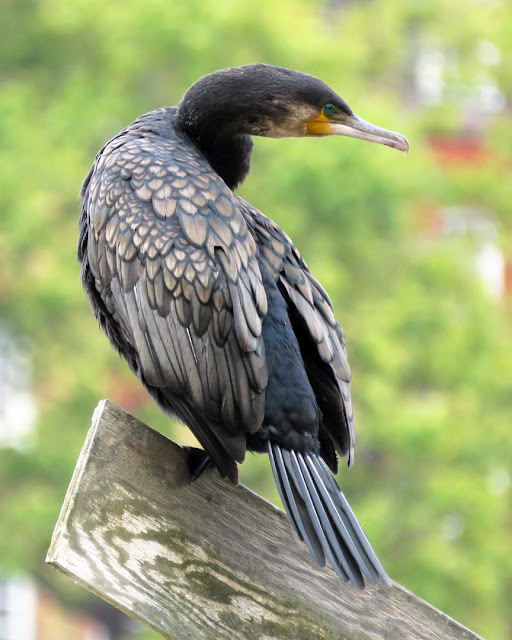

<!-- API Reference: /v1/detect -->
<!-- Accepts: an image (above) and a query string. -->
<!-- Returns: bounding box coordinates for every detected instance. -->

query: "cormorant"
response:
[79,64,408,589]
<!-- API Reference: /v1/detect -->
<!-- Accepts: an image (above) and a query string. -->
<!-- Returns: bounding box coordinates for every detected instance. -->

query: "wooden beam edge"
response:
[391,583,485,640]
[45,400,181,639]
[46,399,108,565]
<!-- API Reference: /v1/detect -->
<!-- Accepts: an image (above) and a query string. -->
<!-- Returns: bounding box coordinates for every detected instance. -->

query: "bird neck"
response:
[195,131,254,190]
[176,113,254,190]
[213,133,255,190]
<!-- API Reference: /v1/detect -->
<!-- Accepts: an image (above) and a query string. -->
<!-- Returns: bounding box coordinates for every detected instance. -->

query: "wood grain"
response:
[47,400,485,640]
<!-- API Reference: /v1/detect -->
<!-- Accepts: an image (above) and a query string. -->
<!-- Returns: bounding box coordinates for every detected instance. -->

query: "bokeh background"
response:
[1,0,512,638]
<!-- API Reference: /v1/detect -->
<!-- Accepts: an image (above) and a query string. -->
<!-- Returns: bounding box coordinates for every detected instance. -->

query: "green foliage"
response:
[1,0,512,638]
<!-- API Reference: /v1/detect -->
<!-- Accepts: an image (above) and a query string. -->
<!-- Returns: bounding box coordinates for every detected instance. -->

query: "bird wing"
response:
[239,200,356,466]
[81,130,268,479]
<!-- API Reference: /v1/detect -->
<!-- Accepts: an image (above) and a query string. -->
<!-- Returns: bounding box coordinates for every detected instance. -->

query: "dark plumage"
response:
[79,64,408,588]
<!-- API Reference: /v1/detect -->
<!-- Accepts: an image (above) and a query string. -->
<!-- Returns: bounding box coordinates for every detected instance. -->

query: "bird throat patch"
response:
[306,113,335,137]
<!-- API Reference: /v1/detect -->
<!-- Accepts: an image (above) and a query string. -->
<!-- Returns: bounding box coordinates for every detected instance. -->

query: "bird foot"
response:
[184,446,212,482]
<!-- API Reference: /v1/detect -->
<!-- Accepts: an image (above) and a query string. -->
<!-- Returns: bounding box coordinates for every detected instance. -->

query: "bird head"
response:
[176,64,409,154]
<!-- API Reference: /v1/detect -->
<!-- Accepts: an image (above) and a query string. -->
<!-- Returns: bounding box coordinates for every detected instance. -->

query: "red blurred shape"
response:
[107,371,151,412]
[504,260,512,298]
[428,135,490,167]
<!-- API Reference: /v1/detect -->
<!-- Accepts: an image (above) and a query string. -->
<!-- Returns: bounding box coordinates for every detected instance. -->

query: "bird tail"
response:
[267,442,390,589]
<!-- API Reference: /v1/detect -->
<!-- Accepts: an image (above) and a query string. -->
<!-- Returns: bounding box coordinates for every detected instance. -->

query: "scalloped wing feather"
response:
[82,119,268,474]
[239,197,356,466]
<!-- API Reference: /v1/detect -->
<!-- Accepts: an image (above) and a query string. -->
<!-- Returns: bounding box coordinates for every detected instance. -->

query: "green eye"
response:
[322,103,335,116]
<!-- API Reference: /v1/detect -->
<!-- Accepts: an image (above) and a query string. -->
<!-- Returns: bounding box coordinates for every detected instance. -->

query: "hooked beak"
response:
[307,113,409,154]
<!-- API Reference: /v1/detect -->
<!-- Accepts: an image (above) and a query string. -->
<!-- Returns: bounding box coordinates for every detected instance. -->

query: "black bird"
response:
[79,64,408,589]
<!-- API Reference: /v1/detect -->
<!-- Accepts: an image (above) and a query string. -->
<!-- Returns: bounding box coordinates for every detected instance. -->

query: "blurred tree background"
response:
[1,0,511,638]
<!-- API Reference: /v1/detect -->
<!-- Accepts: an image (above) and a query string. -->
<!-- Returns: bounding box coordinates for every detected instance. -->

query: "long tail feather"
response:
[268,442,390,589]
[268,443,325,565]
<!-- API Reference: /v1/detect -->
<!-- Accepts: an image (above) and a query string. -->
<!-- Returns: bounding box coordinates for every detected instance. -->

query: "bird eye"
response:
[322,104,335,116]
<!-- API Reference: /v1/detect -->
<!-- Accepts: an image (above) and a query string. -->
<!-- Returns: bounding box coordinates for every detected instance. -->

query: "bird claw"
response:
[184,446,212,482]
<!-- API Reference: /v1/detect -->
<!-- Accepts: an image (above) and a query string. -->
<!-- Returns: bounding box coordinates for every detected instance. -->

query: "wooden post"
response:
[47,400,485,640]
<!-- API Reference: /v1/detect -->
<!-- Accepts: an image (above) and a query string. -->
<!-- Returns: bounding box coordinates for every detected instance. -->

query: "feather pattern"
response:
[239,198,356,465]
[80,107,268,470]
[268,443,389,588]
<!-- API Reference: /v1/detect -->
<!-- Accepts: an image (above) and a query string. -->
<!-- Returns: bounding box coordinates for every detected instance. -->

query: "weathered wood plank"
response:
[47,400,485,640]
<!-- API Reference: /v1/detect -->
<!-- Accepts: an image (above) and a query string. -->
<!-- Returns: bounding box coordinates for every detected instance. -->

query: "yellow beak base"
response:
[306,113,334,137]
